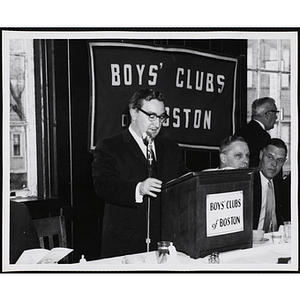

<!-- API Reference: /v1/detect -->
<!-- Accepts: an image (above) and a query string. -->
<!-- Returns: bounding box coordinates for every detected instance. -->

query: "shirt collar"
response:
[259,171,273,186]
[128,125,142,143]
[128,125,156,158]
[253,119,266,130]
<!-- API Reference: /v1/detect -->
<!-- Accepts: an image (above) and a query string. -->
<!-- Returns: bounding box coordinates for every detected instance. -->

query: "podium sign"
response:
[206,190,244,237]
[161,169,254,259]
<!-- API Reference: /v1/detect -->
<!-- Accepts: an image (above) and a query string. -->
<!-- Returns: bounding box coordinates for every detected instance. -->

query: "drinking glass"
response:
[270,221,282,244]
[156,241,170,264]
[272,231,282,244]
[284,221,291,243]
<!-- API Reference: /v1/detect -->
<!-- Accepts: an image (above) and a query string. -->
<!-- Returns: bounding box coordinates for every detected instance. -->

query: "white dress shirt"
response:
[257,171,275,230]
[128,125,156,203]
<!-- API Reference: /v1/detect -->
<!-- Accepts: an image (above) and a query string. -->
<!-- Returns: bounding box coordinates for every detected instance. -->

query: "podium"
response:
[161,169,255,259]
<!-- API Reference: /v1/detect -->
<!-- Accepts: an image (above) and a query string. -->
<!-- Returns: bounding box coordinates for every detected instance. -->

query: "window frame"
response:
[9,39,38,198]
[247,39,291,174]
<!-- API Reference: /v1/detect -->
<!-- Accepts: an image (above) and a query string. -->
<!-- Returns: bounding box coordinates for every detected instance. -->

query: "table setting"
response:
[77,222,292,270]
[6,222,294,271]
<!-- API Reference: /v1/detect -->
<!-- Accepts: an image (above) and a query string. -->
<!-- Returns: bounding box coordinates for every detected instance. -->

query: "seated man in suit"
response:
[203,135,250,171]
[10,200,40,263]
[253,138,290,232]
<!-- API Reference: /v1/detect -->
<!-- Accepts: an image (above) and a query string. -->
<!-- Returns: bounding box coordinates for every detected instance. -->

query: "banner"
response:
[88,42,238,151]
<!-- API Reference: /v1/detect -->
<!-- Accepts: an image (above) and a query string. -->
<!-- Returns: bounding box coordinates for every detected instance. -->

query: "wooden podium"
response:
[161,169,255,259]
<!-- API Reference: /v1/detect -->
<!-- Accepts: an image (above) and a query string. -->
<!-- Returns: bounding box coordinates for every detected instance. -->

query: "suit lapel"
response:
[155,138,164,177]
[122,129,165,177]
[122,129,147,167]
[253,171,262,228]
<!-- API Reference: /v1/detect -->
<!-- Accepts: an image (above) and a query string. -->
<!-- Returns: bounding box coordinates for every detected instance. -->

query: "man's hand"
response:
[139,178,162,198]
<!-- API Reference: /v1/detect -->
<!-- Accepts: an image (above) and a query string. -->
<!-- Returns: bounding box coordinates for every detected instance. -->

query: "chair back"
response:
[33,216,67,249]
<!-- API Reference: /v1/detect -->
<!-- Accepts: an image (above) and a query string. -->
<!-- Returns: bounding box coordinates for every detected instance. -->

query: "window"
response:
[247,39,291,174]
[9,38,59,200]
[10,39,38,197]
[12,133,22,157]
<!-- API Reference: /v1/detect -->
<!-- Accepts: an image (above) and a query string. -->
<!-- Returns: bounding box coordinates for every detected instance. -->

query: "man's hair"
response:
[251,97,276,117]
[262,138,288,155]
[219,135,247,154]
[128,88,164,110]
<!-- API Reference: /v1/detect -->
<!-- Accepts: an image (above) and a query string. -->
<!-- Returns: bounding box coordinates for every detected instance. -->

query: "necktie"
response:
[263,181,277,232]
[146,142,156,178]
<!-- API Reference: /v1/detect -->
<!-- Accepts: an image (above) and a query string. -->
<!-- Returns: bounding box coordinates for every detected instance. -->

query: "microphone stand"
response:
[143,132,154,252]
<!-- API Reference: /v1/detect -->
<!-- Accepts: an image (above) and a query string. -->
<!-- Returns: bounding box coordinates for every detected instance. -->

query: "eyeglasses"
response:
[265,110,280,115]
[266,154,286,165]
[137,107,169,123]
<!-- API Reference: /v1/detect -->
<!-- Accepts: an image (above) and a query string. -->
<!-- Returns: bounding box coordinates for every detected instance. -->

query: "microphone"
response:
[142,131,155,178]
[142,131,153,147]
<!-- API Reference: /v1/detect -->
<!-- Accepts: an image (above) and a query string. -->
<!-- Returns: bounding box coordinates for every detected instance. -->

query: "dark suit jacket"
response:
[92,129,190,258]
[253,171,291,230]
[10,201,40,264]
[235,120,271,167]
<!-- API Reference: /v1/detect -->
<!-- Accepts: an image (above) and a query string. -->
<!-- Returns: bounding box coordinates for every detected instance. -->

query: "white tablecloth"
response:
[77,231,293,271]
[6,231,294,271]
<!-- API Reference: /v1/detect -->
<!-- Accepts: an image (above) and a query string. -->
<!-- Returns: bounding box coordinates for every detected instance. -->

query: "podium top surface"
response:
[162,168,257,190]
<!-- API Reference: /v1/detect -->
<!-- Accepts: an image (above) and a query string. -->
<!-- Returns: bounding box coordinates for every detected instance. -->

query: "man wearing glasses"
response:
[253,138,290,232]
[92,88,189,258]
[235,97,279,167]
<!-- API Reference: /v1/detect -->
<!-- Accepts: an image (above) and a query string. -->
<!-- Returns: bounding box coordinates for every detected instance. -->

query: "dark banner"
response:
[88,42,238,151]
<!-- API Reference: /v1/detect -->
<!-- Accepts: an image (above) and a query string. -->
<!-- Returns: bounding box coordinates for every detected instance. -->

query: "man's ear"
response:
[130,108,137,121]
[264,111,270,121]
[259,149,263,161]
[220,153,227,164]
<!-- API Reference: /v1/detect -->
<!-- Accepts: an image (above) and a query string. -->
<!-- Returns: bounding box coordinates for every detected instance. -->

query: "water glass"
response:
[156,241,170,264]
[271,231,282,244]
[267,221,281,244]
[284,221,291,243]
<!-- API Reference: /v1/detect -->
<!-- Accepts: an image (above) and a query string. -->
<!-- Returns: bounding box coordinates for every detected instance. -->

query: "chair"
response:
[33,215,67,250]
[60,205,103,262]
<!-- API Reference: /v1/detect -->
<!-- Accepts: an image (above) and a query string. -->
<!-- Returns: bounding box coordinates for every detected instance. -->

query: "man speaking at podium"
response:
[92,88,189,258]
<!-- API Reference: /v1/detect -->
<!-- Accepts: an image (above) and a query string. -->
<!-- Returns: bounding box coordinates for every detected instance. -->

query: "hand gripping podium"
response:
[161,169,255,259]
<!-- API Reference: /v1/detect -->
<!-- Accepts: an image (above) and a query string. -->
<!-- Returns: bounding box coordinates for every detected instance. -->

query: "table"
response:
[74,231,293,271]
[6,231,295,272]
